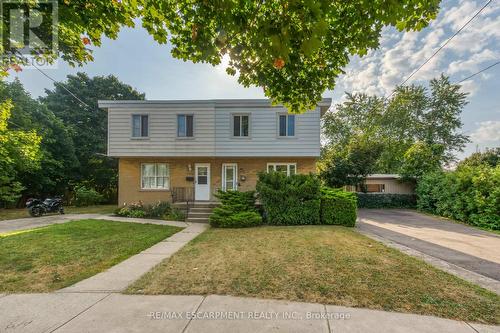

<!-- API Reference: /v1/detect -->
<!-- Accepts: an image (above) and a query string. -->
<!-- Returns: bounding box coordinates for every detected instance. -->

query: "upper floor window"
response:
[177,114,194,137]
[278,114,295,137]
[233,114,249,137]
[141,163,169,189]
[132,114,148,137]
[267,163,296,176]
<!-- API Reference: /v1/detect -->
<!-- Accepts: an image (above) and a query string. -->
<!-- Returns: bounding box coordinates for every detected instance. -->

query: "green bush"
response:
[256,172,321,225]
[417,165,500,230]
[115,201,185,221]
[145,201,172,218]
[74,186,104,207]
[320,187,357,226]
[165,208,186,221]
[357,193,417,208]
[209,190,262,228]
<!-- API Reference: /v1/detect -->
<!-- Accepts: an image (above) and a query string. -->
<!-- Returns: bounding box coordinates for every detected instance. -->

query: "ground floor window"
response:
[141,163,170,189]
[222,163,238,191]
[267,163,297,176]
[358,183,385,193]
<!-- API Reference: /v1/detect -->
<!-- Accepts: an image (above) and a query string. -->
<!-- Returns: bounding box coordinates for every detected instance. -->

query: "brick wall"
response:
[118,157,317,205]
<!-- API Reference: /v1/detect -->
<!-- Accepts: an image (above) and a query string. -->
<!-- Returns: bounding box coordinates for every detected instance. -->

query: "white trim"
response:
[231,113,251,138]
[140,163,170,190]
[195,163,211,201]
[276,113,296,137]
[267,163,297,176]
[99,98,332,110]
[131,113,149,139]
[222,163,238,191]
[176,113,195,138]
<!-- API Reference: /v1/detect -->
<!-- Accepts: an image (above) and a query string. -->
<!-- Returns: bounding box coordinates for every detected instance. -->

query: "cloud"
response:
[470,121,500,143]
[333,0,500,104]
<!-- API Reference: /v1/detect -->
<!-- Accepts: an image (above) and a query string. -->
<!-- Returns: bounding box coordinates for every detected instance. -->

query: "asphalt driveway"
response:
[357,209,500,281]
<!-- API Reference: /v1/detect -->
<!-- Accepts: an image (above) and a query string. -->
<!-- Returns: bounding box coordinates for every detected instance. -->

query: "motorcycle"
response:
[26,197,64,217]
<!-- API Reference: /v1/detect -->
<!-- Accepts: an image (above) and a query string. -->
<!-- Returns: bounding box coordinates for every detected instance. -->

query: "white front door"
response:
[195,163,210,201]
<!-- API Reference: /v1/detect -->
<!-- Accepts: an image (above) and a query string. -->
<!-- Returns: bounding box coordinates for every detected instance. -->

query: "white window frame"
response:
[277,113,296,137]
[222,163,238,191]
[140,163,170,190]
[131,114,149,138]
[177,114,194,138]
[267,163,297,176]
[231,113,251,138]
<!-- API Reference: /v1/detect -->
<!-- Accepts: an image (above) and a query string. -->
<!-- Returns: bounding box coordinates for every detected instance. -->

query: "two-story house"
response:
[98,99,331,205]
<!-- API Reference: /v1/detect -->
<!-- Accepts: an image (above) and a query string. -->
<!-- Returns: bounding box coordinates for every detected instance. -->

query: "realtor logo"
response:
[1,0,58,67]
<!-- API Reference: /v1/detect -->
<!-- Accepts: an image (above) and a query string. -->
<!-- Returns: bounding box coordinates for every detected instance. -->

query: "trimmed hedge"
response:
[256,172,321,225]
[209,190,262,228]
[357,193,417,208]
[321,187,357,226]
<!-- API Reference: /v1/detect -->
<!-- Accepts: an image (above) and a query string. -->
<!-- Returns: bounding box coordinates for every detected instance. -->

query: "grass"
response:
[128,226,500,324]
[0,205,117,221]
[0,219,182,292]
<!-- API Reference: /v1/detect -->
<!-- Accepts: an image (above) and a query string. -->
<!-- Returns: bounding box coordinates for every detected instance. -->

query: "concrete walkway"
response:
[0,213,192,234]
[0,293,498,333]
[357,209,500,294]
[58,219,207,293]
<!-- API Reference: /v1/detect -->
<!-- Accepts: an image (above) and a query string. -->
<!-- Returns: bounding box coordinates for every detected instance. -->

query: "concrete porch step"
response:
[186,217,210,223]
[188,212,211,218]
[189,207,213,213]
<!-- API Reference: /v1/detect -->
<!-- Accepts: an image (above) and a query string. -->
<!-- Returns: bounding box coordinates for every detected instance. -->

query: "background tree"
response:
[399,142,445,180]
[319,138,383,188]
[321,75,469,186]
[41,73,145,201]
[0,100,42,205]
[457,148,499,169]
[2,1,441,112]
[0,79,78,200]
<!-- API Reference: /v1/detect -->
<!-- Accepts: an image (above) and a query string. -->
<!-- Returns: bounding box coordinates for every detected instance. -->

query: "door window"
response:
[197,166,208,184]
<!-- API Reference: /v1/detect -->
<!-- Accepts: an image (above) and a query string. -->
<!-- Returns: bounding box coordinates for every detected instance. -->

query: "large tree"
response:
[0,79,78,200]
[321,75,469,184]
[0,100,42,205]
[41,73,145,201]
[1,0,441,112]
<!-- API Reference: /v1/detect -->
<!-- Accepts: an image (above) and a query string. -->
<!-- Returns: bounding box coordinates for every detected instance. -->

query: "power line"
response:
[13,51,92,110]
[386,0,493,99]
[457,60,500,83]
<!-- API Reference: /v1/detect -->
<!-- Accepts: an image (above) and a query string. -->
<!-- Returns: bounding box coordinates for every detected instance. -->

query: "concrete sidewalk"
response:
[0,293,498,333]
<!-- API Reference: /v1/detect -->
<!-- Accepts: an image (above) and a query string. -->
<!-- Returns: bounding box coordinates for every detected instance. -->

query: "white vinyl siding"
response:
[108,107,216,156]
[106,103,321,157]
[214,106,320,157]
[141,163,169,189]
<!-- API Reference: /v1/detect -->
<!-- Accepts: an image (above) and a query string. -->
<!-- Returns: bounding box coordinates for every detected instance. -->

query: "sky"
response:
[8,0,500,159]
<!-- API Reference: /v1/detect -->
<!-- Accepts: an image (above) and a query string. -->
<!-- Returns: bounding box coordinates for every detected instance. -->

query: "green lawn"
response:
[128,226,500,324]
[0,219,182,292]
[0,205,117,221]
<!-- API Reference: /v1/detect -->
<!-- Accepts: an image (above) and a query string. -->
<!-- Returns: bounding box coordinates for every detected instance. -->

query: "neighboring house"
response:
[98,99,331,204]
[345,174,415,194]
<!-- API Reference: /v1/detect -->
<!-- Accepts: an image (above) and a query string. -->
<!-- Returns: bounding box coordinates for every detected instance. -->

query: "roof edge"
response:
[98,98,332,113]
